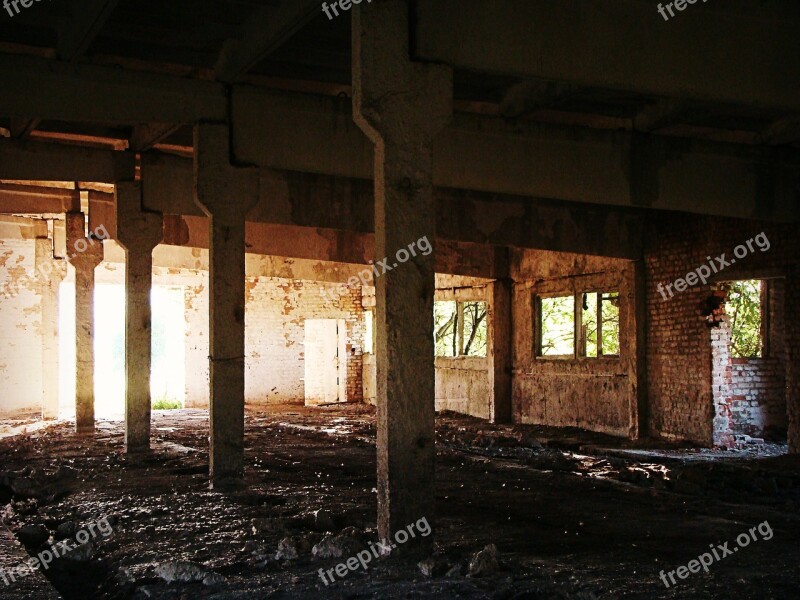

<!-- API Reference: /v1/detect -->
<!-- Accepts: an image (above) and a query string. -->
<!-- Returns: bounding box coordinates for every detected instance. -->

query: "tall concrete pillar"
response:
[353,0,452,553]
[66,212,104,434]
[36,237,67,420]
[116,182,163,453]
[194,123,259,487]
[489,277,513,424]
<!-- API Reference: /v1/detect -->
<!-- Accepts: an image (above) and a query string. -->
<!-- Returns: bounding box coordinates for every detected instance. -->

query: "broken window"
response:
[462,301,488,357]
[725,280,764,358]
[434,300,488,358]
[434,301,459,357]
[539,295,575,357]
[581,291,620,357]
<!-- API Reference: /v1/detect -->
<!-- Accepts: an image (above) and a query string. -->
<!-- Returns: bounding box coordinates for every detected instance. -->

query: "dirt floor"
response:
[1,405,799,599]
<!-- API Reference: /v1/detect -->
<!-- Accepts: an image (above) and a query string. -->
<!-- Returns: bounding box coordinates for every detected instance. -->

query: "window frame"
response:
[535,289,621,361]
[434,299,488,359]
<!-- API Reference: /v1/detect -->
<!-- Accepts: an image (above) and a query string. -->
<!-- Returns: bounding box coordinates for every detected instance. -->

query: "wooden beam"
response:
[130,123,182,152]
[9,118,40,140]
[214,0,321,82]
[58,0,120,62]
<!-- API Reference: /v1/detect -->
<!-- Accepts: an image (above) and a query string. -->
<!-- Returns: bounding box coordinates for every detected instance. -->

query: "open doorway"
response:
[304,319,346,406]
[711,278,788,447]
[58,282,186,419]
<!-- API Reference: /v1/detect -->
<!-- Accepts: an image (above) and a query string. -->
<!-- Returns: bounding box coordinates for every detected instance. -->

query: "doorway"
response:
[304,319,347,406]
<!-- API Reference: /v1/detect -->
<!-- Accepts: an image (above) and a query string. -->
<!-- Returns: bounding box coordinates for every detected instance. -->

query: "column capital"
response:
[65,211,104,268]
[115,181,163,253]
[194,122,259,221]
[352,0,452,144]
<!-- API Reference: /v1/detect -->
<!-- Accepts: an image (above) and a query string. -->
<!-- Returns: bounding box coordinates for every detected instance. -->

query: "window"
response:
[581,291,620,357]
[726,280,764,358]
[539,295,575,357]
[462,301,488,357]
[434,301,459,357]
[537,290,620,359]
[434,300,488,358]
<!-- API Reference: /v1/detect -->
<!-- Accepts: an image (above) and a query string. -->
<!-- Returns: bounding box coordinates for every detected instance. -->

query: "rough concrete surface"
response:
[1,406,798,599]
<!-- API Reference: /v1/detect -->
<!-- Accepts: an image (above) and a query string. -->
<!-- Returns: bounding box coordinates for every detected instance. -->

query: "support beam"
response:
[194,123,259,487]
[0,184,81,214]
[0,53,227,123]
[9,118,40,140]
[115,182,163,453]
[58,0,120,62]
[214,0,320,82]
[130,123,182,153]
[353,0,452,554]
[0,139,135,182]
[489,273,513,424]
[66,212,105,434]
[36,236,67,420]
[414,0,800,113]
[232,88,800,222]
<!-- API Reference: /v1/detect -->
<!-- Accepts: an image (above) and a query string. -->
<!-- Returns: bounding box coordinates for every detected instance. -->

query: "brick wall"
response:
[645,214,799,447]
[186,277,366,407]
[711,281,788,445]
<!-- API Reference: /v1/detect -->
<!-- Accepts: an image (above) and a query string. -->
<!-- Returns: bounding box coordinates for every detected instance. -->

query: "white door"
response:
[304,319,346,406]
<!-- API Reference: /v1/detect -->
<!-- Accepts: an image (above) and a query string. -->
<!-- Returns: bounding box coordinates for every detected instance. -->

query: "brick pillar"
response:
[66,212,104,434]
[116,182,163,453]
[194,123,259,487]
[353,0,452,554]
[36,237,67,420]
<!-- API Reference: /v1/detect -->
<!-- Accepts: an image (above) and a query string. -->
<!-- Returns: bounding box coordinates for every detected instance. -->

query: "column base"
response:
[75,424,95,435]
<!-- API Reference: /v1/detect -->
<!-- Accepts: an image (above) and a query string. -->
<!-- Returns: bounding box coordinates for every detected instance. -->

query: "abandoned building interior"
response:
[0,1,799,599]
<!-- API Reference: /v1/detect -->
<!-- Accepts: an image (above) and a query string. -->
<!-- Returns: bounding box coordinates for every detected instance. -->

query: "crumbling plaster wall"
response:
[0,219,44,416]
[646,214,798,446]
[511,248,640,438]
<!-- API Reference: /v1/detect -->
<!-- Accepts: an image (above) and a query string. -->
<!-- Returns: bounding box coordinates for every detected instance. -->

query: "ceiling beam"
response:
[58,0,120,61]
[9,118,40,140]
[499,80,578,118]
[231,88,800,222]
[0,138,135,182]
[214,0,321,83]
[415,0,800,113]
[0,53,227,124]
[0,184,81,214]
[130,123,183,152]
[633,99,687,133]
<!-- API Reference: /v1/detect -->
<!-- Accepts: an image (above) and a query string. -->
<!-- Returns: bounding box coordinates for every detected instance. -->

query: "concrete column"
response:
[489,277,513,424]
[353,0,452,553]
[36,237,67,420]
[787,264,800,454]
[66,212,104,434]
[194,123,259,487]
[116,182,163,453]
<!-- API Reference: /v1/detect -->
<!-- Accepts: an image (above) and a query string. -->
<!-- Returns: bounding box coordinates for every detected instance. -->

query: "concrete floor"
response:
[1,406,798,599]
